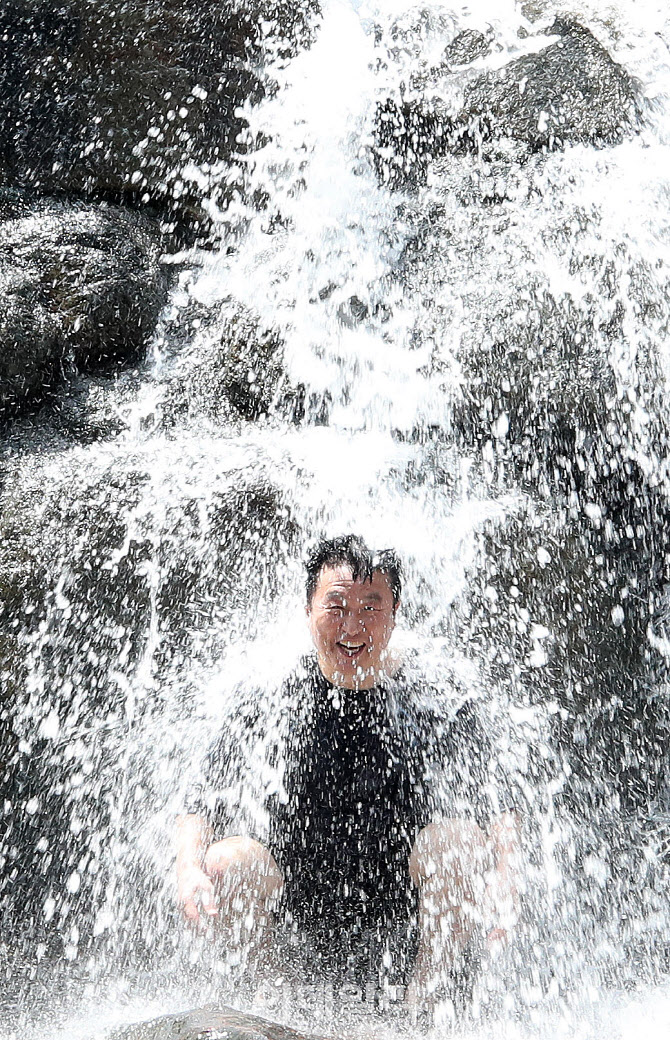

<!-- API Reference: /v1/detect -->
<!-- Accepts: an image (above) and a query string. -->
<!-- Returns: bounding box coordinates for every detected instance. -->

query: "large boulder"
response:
[385,20,670,833]
[457,19,641,153]
[375,18,643,188]
[453,491,670,979]
[0,438,299,706]
[458,491,670,802]
[448,281,667,496]
[0,0,316,229]
[0,201,169,421]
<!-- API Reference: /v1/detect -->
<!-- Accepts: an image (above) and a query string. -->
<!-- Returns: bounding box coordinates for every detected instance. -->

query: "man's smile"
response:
[337,641,366,658]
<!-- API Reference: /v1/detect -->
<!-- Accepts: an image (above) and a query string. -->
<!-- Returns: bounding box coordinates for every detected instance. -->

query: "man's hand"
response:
[176,813,217,925]
[177,863,218,923]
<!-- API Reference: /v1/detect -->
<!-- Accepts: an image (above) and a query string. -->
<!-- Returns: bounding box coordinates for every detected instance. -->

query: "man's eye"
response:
[364,605,379,611]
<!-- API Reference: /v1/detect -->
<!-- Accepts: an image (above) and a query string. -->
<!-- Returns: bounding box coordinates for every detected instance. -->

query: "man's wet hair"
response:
[305,535,402,606]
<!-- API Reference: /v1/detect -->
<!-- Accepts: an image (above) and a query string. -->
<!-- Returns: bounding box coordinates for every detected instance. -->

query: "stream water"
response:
[4,0,670,1036]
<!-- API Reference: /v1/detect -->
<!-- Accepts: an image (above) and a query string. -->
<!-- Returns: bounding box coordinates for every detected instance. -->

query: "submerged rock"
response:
[375,18,643,188]
[107,1006,332,1040]
[0,202,169,421]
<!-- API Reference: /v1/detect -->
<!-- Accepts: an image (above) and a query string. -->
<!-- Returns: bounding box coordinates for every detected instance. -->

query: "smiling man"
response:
[306,546,399,689]
[176,535,519,1009]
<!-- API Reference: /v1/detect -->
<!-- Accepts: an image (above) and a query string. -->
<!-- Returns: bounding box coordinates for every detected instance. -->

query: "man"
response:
[176,535,519,1006]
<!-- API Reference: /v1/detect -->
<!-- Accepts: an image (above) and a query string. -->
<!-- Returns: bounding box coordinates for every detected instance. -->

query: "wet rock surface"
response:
[459,20,641,152]
[463,491,670,796]
[42,370,142,443]
[0,441,298,697]
[375,18,642,188]
[0,202,169,421]
[0,0,315,228]
[384,7,670,890]
[108,1006,332,1040]
[0,426,300,940]
[161,300,304,426]
[0,0,668,1018]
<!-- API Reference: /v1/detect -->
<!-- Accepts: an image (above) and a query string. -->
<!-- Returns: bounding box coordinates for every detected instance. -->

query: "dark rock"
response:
[0,272,62,415]
[452,290,619,470]
[443,29,491,67]
[336,295,392,330]
[0,436,300,948]
[386,6,459,64]
[0,202,169,420]
[458,19,642,153]
[107,1005,333,1040]
[0,444,298,685]
[375,19,643,189]
[216,306,292,422]
[0,0,316,230]
[44,371,139,444]
[162,300,304,425]
[458,488,670,821]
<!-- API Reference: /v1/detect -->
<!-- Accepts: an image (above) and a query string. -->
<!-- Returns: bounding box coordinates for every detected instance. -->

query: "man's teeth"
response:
[339,643,364,655]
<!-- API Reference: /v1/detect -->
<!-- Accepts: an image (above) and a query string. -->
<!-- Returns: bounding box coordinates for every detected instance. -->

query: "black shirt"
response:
[186,655,497,935]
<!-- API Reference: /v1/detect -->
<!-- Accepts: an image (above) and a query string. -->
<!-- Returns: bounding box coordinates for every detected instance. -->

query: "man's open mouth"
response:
[337,642,366,659]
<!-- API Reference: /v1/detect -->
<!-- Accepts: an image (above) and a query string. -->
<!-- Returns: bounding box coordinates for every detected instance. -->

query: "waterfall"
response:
[3,0,670,1036]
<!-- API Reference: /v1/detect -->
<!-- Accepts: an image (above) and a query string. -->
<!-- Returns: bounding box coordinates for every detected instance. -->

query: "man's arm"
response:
[487,809,521,945]
[177,705,249,923]
[176,813,218,923]
[441,698,522,942]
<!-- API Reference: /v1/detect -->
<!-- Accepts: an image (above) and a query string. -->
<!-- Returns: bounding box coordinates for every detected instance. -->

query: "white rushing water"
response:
[7,0,670,1037]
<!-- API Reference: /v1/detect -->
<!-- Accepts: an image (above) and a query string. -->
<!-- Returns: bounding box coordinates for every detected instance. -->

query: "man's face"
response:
[307,564,398,690]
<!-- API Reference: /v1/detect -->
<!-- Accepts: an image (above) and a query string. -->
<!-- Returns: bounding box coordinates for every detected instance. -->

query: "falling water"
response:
[4,0,670,1037]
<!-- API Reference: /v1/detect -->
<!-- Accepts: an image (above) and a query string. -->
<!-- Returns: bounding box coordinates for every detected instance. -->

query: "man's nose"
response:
[341,610,365,634]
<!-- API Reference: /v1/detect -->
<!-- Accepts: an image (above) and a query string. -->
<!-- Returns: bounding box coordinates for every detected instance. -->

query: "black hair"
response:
[305,534,402,606]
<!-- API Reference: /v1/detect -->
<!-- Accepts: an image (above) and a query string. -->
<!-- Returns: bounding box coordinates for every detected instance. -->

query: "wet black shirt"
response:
[187,655,495,935]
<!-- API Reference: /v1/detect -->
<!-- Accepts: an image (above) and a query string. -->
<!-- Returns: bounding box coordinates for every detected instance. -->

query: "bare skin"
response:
[176,816,284,972]
[176,813,218,923]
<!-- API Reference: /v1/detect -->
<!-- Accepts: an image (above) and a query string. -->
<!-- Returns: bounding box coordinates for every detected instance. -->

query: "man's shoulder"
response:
[214,654,318,731]
[282,653,323,691]
[390,656,488,739]
[391,655,472,713]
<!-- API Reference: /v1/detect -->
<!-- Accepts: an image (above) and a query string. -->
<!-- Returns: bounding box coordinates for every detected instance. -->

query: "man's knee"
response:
[204,836,284,902]
[409,819,490,889]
